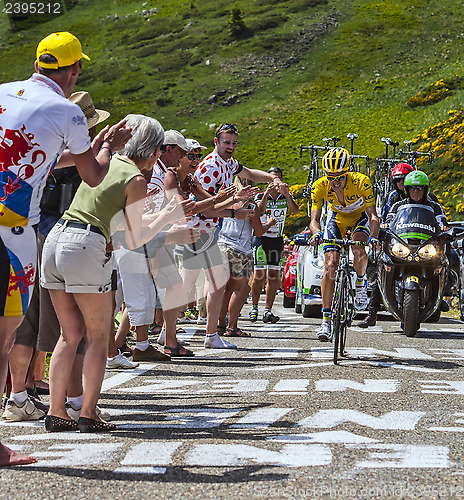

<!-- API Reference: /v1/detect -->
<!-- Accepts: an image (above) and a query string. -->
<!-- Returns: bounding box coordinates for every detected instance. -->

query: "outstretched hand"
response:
[103,118,132,152]
[235,185,259,202]
[167,224,200,244]
[215,183,236,204]
[162,197,195,224]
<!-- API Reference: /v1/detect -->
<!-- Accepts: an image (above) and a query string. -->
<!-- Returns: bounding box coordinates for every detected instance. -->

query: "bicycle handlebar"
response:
[321,239,369,247]
[313,238,368,258]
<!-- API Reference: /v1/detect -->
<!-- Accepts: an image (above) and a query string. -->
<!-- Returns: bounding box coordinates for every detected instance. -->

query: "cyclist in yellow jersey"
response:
[309,147,380,341]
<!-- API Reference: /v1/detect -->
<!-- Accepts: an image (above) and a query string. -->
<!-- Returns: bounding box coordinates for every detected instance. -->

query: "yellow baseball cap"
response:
[36,32,90,69]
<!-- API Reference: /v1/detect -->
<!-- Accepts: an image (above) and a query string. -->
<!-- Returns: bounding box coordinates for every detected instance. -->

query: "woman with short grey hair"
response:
[41,114,192,433]
[121,114,164,160]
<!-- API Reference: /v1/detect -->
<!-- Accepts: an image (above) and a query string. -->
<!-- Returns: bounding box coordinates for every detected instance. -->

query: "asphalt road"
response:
[2,298,464,499]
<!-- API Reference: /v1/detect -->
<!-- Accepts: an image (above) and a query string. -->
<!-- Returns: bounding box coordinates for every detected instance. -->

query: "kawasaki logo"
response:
[397,223,436,233]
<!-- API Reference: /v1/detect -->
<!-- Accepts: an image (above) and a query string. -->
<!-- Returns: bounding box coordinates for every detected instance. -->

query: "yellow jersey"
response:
[311,172,375,224]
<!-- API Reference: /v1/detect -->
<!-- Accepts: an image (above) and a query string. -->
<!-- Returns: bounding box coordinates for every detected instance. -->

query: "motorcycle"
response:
[378,203,464,337]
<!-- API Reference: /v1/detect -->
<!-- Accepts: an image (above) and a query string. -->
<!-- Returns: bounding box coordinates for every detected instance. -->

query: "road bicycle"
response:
[314,232,368,364]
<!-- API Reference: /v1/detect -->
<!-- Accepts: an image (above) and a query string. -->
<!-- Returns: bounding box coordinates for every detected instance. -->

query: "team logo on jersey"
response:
[72,115,86,126]
[8,263,35,296]
[0,124,46,199]
[16,90,25,96]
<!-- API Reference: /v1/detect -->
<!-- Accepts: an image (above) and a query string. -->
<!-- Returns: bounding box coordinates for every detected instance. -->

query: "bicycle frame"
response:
[314,235,368,364]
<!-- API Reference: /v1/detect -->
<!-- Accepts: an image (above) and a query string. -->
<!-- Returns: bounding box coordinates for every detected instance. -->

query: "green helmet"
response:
[404,170,429,197]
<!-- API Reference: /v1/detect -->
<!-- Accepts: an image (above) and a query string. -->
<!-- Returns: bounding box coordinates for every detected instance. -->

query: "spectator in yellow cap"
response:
[0,32,130,466]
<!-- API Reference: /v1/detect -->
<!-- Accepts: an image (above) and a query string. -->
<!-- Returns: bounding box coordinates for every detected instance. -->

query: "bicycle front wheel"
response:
[332,269,348,364]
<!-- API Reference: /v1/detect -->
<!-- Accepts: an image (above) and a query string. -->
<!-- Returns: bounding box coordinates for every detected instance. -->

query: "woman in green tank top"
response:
[42,115,192,433]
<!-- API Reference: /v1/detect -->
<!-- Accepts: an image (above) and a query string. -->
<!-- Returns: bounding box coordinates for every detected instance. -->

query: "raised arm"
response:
[71,119,132,187]
[123,176,193,249]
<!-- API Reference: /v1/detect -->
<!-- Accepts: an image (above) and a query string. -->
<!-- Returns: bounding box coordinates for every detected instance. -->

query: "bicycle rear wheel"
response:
[332,270,347,364]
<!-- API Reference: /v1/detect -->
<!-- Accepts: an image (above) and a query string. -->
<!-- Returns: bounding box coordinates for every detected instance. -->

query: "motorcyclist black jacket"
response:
[385,195,448,228]
[381,190,406,221]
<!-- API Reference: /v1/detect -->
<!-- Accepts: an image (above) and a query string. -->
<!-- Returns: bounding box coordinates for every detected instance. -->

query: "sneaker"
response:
[317,321,332,342]
[263,311,280,323]
[66,402,111,422]
[197,316,207,325]
[204,333,237,349]
[106,352,139,369]
[2,397,45,421]
[118,343,133,358]
[355,285,369,311]
[132,344,171,362]
[249,308,258,322]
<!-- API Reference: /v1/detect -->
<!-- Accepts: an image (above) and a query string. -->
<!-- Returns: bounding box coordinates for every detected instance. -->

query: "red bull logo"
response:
[16,90,25,97]
[8,263,35,296]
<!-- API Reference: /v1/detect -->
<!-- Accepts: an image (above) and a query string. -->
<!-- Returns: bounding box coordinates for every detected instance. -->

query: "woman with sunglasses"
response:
[309,147,380,342]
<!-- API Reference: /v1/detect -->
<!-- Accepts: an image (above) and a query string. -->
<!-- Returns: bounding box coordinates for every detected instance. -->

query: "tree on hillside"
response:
[227,6,251,39]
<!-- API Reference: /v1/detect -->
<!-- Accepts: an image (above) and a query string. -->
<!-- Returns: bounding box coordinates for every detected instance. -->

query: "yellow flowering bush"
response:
[412,108,464,218]
[407,76,464,108]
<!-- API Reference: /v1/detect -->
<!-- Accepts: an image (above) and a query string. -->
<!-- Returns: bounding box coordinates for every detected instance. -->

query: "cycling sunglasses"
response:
[408,186,425,191]
[187,153,202,161]
[216,123,238,136]
[326,173,346,182]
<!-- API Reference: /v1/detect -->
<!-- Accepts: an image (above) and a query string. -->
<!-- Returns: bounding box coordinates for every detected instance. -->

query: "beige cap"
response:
[163,129,188,151]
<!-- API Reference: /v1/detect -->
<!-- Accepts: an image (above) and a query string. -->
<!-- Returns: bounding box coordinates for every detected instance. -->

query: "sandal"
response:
[78,416,116,433]
[217,325,227,336]
[45,415,79,432]
[148,322,163,335]
[164,342,195,357]
[225,327,251,337]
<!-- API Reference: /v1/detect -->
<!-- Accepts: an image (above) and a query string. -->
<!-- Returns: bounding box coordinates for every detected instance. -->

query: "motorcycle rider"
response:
[309,147,380,342]
[358,162,414,327]
[385,171,448,231]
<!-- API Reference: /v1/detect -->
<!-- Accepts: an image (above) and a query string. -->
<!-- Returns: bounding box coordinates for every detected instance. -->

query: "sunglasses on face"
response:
[187,153,202,161]
[216,123,238,137]
[327,174,346,182]
[409,186,424,191]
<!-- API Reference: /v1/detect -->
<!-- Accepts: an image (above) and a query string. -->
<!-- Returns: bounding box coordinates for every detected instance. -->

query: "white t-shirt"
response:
[0,73,91,226]
[146,159,168,212]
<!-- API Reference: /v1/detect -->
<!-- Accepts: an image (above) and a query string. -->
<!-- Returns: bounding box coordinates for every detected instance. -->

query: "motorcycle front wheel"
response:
[403,289,419,337]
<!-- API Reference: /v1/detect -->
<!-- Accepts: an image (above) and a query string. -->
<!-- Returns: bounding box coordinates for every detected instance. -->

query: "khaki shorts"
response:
[41,221,112,294]
[219,243,253,279]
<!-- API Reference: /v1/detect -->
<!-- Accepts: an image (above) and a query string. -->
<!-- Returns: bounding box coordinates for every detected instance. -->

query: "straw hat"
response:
[69,91,110,129]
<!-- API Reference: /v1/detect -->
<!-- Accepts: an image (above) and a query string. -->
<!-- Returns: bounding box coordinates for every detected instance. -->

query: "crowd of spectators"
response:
[0,32,296,465]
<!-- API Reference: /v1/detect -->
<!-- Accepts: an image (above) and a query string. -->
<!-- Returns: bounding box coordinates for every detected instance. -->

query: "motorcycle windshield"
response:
[390,203,439,243]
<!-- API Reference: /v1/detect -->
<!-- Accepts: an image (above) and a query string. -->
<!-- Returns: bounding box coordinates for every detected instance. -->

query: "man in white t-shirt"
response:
[0,31,131,466]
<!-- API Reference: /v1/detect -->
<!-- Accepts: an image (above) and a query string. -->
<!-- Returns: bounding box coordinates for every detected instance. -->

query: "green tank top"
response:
[63,155,142,242]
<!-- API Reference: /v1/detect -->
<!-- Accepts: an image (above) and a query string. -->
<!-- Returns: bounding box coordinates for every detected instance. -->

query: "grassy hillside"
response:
[1,0,464,224]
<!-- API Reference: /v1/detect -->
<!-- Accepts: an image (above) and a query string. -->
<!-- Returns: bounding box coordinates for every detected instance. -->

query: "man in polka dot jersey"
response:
[191,123,284,348]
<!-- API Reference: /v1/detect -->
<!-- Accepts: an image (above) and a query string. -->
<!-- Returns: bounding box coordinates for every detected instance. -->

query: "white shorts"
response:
[41,221,112,294]
[114,246,156,327]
